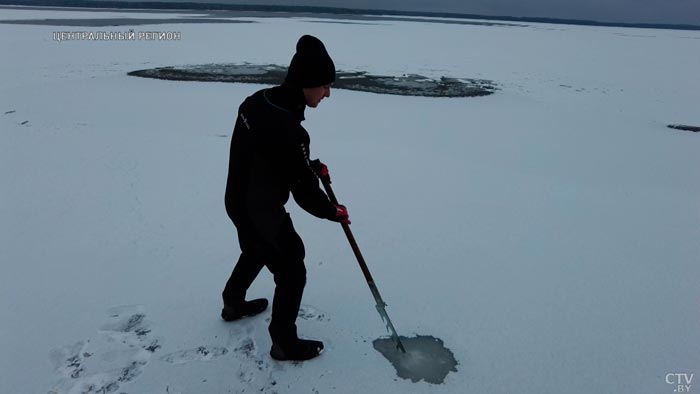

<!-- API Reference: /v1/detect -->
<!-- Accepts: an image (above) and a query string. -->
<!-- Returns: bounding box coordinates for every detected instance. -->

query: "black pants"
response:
[222,214,306,345]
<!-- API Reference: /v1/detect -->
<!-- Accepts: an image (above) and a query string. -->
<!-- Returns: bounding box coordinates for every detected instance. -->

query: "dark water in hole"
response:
[373,335,458,384]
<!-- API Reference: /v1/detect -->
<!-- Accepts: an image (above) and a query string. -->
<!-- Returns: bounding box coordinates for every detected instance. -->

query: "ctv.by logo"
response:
[666,372,694,393]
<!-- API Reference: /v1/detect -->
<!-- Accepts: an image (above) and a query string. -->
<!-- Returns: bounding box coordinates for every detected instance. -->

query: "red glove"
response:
[310,159,331,184]
[332,204,350,224]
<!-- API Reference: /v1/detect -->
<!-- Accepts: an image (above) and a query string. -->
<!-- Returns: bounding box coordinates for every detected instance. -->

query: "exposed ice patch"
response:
[127,64,497,98]
[373,335,458,384]
[668,124,700,132]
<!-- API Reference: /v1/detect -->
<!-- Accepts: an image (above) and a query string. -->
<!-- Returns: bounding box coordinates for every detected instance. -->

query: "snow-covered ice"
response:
[1,6,699,394]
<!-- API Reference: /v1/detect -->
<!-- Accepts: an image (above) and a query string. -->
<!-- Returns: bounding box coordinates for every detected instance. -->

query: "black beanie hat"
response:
[284,35,336,88]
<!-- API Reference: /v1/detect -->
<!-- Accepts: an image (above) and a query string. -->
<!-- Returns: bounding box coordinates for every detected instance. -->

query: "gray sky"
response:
[134,0,700,25]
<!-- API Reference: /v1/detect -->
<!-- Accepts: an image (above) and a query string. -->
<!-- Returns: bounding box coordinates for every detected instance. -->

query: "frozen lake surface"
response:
[1,5,699,394]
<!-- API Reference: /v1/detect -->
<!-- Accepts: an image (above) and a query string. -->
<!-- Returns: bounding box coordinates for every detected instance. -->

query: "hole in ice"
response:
[373,335,458,384]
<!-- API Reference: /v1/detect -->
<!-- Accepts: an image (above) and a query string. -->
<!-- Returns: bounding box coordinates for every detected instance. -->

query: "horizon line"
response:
[2,0,700,31]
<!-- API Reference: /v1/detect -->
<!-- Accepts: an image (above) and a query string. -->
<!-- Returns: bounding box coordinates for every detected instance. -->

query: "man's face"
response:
[303,84,331,108]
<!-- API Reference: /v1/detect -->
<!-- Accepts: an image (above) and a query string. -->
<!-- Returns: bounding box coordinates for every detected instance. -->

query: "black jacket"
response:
[225,85,336,242]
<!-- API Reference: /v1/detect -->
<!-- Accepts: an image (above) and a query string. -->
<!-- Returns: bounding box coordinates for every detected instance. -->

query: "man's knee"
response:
[272,262,306,289]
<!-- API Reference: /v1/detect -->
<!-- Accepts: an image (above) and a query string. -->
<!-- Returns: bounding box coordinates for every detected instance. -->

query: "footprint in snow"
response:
[99,305,160,353]
[234,337,256,358]
[297,305,329,322]
[100,305,150,339]
[226,325,278,392]
[47,305,158,394]
[49,340,90,379]
[263,304,329,324]
[159,346,229,364]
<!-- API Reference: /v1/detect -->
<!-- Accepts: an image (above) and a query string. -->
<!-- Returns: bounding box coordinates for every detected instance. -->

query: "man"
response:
[222,35,350,362]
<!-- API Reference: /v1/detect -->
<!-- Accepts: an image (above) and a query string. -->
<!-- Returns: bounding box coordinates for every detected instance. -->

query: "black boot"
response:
[270,338,324,361]
[221,298,268,321]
